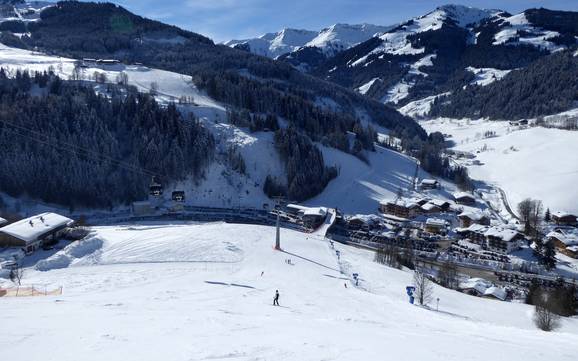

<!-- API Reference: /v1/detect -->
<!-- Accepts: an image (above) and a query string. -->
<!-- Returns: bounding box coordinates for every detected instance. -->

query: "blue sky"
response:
[106,0,578,42]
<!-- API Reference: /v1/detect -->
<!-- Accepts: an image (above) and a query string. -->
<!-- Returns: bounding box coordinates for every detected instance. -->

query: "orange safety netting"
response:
[0,286,62,297]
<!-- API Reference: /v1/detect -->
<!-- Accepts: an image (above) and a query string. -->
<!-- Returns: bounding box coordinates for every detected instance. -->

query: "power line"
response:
[0,71,211,185]
[0,119,158,178]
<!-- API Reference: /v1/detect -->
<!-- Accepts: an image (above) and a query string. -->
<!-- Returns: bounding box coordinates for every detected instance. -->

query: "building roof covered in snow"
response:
[420,179,439,186]
[380,198,420,208]
[457,239,483,252]
[381,214,410,222]
[546,230,578,246]
[567,244,578,252]
[430,199,450,207]
[0,213,73,245]
[458,278,492,294]
[303,207,327,217]
[453,192,475,201]
[288,205,327,218]
[287,204,308,212]
[484,227,521,243]
[426,218,447,227]
[421,202,440,212]
[459,278,507,300]
[483,286,507,301]
[456,223,489,234]
[552,211,576,219]
[458,210,488,221]
[347,214,382,224]
[0,217,7,226]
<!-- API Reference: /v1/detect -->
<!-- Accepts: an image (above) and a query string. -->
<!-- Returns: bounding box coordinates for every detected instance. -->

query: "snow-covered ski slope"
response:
[306,145,457,214]
[2,222,578,360]
[422,118,578,214]
[0,1,53,24]
[0,43,223,111]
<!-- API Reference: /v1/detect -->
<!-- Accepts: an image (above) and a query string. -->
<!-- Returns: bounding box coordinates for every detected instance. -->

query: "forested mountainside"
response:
[5,1,422,140]
[281,5,578,120]
[0,70,214,208]
[0,1,431,207]
[430,51,578,119]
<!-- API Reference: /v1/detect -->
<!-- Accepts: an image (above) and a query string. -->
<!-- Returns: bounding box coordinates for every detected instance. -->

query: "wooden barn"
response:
[453,192,476,206]
[551,212,577,226]
[458,211,490,228]
[546,230,578,258]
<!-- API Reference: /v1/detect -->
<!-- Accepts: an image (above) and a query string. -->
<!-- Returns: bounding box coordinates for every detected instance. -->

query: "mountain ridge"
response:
[224,22,394,61]
[298,5,578,119]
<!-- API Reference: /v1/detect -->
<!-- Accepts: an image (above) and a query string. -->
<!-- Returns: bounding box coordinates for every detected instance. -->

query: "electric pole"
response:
[413,159,420,191]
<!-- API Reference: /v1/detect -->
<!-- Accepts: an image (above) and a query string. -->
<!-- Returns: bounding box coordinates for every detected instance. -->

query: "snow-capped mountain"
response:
[307,23,395,56]
[0,0,53,23]
[305,5,578,119]
[225,23,393,60]
[224,28,318,59]
[484,9,573,53]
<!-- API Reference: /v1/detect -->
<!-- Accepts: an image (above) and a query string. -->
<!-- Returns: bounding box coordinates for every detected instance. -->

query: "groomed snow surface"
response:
[2,222,578,360]
[305,145,458,214]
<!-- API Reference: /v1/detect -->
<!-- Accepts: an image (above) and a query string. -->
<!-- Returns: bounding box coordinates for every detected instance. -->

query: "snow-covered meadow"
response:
[421,118,578,214]
[2,222,578,360]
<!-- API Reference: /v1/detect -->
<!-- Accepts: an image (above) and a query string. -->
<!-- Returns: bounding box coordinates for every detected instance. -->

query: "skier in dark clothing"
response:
[273,290,280,306]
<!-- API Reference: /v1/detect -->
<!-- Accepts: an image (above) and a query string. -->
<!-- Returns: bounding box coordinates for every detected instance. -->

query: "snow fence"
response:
[0,285,63,297]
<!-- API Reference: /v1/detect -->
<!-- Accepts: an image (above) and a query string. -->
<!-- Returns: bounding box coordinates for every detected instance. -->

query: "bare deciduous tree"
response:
[414,271,433,306]
[116,71,129,86]
[93,71,107,84]
[374,244,401,269]
[438,260,458,289]
[9,265,23,286]
[517,198,543,239]
[149,81,159,95]
[534,304,561,331]
[69,63,82,81]
[532,288,561,331]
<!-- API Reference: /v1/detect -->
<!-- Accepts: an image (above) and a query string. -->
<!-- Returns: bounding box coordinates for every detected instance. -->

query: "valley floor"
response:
[1,222,578,360]
[421,118,578,215]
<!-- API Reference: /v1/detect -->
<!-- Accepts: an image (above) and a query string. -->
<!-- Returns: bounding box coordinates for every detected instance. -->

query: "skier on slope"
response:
[273,290,280,306]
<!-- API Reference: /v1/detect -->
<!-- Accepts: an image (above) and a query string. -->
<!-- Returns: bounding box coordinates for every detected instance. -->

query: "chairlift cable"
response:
[0,122,158,177]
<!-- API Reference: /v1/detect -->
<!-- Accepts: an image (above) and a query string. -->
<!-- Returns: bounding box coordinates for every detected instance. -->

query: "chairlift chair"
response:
[172,190,185,202]
[149,176,163,197]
